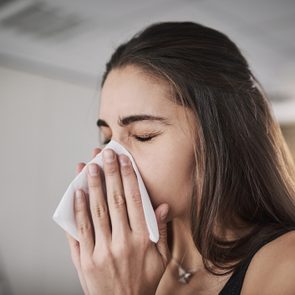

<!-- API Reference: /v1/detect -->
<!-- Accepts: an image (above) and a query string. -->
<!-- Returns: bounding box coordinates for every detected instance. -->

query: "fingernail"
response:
[119,155,129,166]
[88,164,98,176]
[103,149,114,163]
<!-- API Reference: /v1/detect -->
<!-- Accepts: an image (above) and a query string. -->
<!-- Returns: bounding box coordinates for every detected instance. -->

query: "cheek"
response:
[136,150,195,216]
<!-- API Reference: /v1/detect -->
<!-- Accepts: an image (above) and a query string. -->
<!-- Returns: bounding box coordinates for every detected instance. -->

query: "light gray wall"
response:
[0,66,99,295]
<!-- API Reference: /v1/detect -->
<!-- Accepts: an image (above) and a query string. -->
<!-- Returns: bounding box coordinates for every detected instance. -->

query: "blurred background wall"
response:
[0,0,294,294]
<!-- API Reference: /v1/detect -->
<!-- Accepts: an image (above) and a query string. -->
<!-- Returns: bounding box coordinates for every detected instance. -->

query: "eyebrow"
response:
[96,114,170,128]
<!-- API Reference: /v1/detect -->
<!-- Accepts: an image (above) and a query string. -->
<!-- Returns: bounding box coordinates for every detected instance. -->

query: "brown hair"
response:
[100,21,295,275]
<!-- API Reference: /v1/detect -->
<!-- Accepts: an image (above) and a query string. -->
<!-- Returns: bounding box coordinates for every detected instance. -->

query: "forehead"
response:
[99,65,176,118]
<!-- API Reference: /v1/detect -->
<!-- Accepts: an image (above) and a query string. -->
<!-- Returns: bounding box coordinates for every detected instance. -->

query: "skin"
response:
[66,65,295,294]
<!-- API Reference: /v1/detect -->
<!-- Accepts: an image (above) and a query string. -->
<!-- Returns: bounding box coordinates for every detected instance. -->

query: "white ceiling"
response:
[0,0,294,123]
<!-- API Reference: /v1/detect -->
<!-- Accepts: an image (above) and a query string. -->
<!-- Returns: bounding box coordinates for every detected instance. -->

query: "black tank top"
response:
[219,228,294,295]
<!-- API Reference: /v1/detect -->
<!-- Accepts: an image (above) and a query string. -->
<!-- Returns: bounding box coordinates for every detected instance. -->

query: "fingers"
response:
[74,190,95,257]
[76,147,101,173]
[118,154,147,235]
[76,146,101,174]
[66,232,90,295]
[87,163,111,246]
[69,149,102,295]
[66,233,81,268]
[102,149,130,238]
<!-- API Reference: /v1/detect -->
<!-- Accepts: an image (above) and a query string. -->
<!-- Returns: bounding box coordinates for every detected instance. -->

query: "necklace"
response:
[171,255,197,284]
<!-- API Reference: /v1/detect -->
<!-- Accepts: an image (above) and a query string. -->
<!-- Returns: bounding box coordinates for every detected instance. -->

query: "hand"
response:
[66,147,170,295]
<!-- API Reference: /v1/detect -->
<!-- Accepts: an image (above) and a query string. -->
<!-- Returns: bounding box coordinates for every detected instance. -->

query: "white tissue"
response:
[52,140,159,243]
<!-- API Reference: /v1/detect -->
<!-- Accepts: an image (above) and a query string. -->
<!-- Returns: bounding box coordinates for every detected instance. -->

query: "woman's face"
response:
[98,65,196,220]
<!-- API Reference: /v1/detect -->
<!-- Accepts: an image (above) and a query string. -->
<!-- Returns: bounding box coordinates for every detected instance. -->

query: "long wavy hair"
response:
[100,21,295,275]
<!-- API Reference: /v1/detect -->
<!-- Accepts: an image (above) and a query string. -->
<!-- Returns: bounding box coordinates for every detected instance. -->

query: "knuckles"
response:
[129,190,142,207]
[92,203,108,219]
[133,234,151,251]
[112,192,126,208]
[77,221,92,235]
[82,248,112,273]
[112,241,132,259]
[81,258,96,273]
[79,237,150,275]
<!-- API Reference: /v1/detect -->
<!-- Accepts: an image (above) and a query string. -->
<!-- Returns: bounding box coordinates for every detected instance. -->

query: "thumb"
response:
[155,203,170,267]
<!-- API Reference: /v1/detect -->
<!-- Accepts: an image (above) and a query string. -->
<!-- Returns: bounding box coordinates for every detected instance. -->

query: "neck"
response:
[167,216,203,272]
[156,216,229,295]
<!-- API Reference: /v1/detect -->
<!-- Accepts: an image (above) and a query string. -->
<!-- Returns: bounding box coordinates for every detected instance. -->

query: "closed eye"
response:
[133,135,155,142]
[102,132,161,145]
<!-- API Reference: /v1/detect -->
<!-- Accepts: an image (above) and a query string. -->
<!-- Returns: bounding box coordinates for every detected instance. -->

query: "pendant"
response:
[178,265,193,284]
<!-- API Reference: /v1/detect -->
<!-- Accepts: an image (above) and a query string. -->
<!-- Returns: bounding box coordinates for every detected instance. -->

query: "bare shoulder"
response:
[241,230,295,295]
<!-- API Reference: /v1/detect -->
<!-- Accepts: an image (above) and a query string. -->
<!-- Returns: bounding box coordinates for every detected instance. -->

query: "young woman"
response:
[66,21,295,294]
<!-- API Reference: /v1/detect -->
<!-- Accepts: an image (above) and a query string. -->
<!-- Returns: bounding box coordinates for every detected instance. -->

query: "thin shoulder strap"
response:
[219,228,294,295]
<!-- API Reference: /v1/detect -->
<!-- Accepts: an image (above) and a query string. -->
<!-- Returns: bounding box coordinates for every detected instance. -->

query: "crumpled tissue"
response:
[52,140,159,243]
